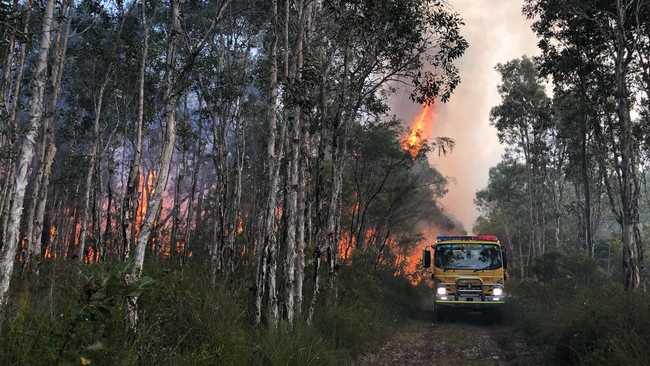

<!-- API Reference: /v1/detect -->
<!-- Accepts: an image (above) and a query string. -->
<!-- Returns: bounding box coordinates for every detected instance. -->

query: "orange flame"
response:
[235,215,245,235]
[402,104,437,158]
[135,170,157,232]
[44,225,57,259]
[337,227,379,262]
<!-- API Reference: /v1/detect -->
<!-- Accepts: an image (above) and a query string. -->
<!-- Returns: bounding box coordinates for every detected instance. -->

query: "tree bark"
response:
[0,0,32,246]
[226,100,244,274]
[284,0,307,326]
[581,115,593,256]
[78,78,109,262]
[307,51,330,325]
[0,0,56,312]
[27,2,71,269]
[255,0,280,326]
[121,0,148,261]
[126,0,181,328]
[294,0,310,319]
[615,0,641,290]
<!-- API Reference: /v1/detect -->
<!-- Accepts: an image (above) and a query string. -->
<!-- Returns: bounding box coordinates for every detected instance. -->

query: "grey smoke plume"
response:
[391,0,540,232]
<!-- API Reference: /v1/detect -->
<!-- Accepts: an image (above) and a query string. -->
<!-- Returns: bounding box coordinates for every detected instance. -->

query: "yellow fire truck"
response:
[422,235,507,321]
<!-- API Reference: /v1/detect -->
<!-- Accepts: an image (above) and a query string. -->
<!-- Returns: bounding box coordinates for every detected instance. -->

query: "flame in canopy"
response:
[402,104,437,158]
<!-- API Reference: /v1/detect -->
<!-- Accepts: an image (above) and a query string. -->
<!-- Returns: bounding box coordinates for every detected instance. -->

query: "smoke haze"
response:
[391,0,540,232]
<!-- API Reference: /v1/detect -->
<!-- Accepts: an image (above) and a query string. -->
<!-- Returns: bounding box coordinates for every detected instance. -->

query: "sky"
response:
[391,0,540,232]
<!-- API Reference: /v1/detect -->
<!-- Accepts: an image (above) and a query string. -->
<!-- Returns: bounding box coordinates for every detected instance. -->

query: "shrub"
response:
[0,256,424,365]
[511,252,650,366]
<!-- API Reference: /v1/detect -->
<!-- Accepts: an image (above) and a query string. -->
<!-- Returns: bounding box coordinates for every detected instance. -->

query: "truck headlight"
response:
[436,287,447,296]
[492,287,503,296]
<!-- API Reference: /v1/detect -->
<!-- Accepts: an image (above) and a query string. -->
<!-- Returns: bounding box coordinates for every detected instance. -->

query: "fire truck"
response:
[422,235,507,322]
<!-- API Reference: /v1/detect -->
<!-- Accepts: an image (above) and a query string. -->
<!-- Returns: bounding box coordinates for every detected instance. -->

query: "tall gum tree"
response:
[524,0,645,289]
[126,0,232,328]
[0,0,56,312]
[126,0,182,327]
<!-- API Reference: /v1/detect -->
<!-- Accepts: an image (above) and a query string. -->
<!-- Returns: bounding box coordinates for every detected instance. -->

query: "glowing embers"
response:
[402,103,437,158]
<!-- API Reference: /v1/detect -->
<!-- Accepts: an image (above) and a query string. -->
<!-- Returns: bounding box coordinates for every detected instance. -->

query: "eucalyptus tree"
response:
[0,0,31,246]
[25,0,71,270]
[490,57,553,262]
[126,0,232,328]
[475,160,533,277]
[0,0,56,313]
[301,0,468,323]
[524,0,648,289]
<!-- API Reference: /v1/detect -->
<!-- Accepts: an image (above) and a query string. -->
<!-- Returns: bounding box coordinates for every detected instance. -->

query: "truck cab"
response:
[422,235,507,321]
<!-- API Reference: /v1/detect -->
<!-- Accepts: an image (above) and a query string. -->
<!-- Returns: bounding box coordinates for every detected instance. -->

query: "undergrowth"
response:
[0,256,423,365]
[509,251,650,366]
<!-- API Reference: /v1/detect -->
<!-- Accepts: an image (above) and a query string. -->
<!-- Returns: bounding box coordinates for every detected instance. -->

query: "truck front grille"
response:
[455,278,483,300]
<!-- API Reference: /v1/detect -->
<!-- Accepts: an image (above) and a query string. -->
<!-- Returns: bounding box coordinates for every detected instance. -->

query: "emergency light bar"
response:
[436,235,499,242]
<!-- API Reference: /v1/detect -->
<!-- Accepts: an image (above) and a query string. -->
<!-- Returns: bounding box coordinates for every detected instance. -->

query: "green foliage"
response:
[510,252,650,366]
[120,265,252,365]
[0,258,425,365]
[0,261,153,365]
[254,324,339,366]
[528,251,606,287]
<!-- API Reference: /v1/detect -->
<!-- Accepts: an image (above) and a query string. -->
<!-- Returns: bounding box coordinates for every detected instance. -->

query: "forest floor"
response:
[356,310,544,366]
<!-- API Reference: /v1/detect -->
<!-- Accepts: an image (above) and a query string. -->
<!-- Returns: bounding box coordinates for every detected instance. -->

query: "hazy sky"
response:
[391,0,540,232]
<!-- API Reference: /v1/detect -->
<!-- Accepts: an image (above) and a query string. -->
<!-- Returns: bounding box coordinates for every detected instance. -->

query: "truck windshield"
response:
[435,243,502,270]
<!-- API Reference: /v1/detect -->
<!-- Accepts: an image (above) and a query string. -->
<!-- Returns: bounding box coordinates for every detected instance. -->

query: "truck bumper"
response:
[435,299,505,310]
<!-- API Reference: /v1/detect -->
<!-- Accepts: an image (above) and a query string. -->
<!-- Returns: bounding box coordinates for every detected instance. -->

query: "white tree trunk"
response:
[28,4,70,269]
[255,0,280,327]
[0,0,56,311]
[126,0,181,328]
[285,0,307,325]
[1,0,32,245]
[121,0,148,261]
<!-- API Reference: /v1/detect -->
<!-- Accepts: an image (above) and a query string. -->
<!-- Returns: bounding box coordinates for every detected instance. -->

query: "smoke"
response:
[391,0,540,232]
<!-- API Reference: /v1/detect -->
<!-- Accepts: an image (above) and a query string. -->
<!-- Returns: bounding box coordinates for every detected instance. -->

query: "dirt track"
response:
[357,311,543,366]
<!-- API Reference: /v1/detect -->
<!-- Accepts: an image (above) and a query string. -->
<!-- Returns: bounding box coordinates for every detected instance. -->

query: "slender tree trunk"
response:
[126,0,181,328]
[255,0,280,327]
[29,142,56,267]
[121,0,148,260]
[615,0,641,290]
[0,0,31,246]
[0,0,56,312]
[209,116,227,283]
[27,2,70,270]
[6,0,31,137]
[170,155,183,259]
[295,152,307,317]
[183,122,203,263]
[0,168,14,242]
[0,0,19,113]
[294,0,310,315]
[226,102,244,274]
[307,55,330,325]
[284,0,307,326]
[325,46,352,309]
[581,116,593,256]
[25,24,63,267]
[78,78,109,261]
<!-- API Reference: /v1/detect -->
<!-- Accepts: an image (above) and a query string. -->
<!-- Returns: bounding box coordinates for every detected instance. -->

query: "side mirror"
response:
[502,250,508,269]
[423,249,431,268]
